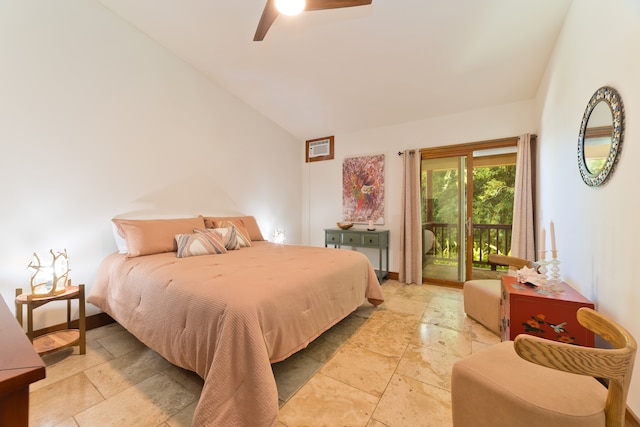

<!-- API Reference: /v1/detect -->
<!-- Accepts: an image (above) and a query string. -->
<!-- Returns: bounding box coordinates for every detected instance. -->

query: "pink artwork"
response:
[342,154,385,224]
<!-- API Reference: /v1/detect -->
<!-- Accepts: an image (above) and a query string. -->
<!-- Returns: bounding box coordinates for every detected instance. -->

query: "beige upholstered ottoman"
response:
[462,279,501,334]
[451,341,607,427]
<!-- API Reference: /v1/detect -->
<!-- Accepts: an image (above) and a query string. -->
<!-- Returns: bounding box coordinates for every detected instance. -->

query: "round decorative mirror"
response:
[577,86,625,186]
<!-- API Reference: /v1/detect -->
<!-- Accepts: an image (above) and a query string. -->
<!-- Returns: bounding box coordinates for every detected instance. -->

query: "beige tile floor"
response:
[29,280,500,427]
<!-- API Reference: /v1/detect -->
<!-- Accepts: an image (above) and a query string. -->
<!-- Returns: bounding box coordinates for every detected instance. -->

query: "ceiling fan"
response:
[254,0,373,41]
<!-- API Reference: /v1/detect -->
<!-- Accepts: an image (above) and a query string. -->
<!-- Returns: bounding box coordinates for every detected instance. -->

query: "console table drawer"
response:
[362,235,380,247]
[342,232,362,245]
[326,231,341,245]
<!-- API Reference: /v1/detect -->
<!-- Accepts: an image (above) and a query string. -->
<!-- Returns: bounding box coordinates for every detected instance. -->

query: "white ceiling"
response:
[98,0,573,140]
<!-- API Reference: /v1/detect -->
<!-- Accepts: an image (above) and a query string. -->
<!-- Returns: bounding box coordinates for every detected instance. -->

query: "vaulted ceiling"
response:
[99,0,573,140]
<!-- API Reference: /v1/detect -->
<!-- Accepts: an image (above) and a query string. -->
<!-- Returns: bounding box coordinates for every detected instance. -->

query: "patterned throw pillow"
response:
[195,227,240,250]
[175,232,227,258]
[213,220,252,247]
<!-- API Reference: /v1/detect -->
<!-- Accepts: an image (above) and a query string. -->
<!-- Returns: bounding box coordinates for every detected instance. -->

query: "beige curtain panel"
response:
[399,149,423,284]
[510,134,535,261]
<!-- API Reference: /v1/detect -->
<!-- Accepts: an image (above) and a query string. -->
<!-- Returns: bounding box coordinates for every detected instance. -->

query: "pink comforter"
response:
[88,242,384,426]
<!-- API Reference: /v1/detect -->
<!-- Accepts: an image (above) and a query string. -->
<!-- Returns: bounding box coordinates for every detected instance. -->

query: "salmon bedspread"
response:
[88,242,384,426]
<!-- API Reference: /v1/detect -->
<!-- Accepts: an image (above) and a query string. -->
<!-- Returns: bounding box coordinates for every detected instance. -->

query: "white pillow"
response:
[112,222,128,254]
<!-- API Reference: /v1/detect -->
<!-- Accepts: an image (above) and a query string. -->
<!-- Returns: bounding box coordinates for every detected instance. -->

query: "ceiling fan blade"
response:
[305,0,372,12]
[254,0,372,41]
[254,0,279,41]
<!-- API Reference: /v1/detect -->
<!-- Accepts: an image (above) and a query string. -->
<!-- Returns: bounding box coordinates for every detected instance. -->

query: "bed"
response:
[88,215,384,426]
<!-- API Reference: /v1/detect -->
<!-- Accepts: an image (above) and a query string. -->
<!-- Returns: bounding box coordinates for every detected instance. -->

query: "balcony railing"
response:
[424,222,512,267]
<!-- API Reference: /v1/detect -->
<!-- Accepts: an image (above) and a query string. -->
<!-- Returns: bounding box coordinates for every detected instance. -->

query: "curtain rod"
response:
[398,150,419,156]
[400,134,537,157]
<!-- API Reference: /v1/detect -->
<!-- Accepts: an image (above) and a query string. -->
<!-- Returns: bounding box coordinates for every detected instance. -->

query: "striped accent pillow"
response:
[214,220,252,247]
[175,232,227,258]
[195,227,240,250]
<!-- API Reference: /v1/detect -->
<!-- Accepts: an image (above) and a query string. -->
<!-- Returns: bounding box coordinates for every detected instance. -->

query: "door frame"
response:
[421,137,519,287]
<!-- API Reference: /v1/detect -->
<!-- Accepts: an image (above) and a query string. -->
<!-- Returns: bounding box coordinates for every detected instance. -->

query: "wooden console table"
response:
[0,295,46,427]
[325,228,389,282]
[500,275,595,346]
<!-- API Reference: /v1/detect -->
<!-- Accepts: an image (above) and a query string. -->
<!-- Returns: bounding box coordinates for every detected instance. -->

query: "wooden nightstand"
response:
[0,295,45,427]
[15,284,86,355]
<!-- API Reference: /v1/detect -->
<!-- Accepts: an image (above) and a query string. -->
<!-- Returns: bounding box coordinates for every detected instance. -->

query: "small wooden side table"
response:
[15,285,86,355]
[500,275,594,347]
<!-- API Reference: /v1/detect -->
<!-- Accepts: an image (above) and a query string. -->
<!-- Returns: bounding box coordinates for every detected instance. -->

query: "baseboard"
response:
[386,272,462,288]
[627,407,640,427]
[32,312,115,338]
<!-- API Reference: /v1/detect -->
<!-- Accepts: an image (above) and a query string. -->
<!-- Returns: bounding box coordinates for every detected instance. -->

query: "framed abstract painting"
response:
[342,154,385,224]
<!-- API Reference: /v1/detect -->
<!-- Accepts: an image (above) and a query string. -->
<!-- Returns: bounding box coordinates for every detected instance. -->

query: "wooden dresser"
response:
[0,295,45,427]
[500,275,595,347]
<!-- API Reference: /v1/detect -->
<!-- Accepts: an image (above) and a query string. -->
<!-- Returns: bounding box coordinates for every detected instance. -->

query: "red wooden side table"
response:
[500,275,595,347]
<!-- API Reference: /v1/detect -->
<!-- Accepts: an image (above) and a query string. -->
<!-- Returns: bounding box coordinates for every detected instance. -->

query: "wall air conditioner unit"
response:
[305,136,334,163]
[308,139,331,158]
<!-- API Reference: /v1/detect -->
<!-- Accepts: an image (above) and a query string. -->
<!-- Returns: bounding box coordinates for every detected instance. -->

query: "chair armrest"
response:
[514,333,632,383]
[488,254,538,271]
[576,307,636,350]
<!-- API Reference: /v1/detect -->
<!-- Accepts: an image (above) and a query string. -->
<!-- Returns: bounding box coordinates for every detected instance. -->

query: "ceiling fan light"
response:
[275,0,306,16]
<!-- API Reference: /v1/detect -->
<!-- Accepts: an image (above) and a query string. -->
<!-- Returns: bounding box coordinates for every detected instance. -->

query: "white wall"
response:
[4,0,637,415]
[535,0,640,414]
[0,0,302,327]
[302,100,536,272]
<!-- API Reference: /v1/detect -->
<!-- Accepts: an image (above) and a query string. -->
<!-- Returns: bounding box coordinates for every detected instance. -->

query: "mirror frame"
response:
[577,86,625,187]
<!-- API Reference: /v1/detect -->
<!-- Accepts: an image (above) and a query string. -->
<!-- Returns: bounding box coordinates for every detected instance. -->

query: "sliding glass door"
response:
[421,141,518,286]
[422,155,468,283]
[470,150,517,281]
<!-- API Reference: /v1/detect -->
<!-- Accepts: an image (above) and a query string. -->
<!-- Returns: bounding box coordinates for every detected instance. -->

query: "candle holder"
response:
[537,251,549,282]
[548,256,561,283]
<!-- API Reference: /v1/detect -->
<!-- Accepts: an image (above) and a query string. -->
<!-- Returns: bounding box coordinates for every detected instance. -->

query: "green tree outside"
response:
[421,162,516,265]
